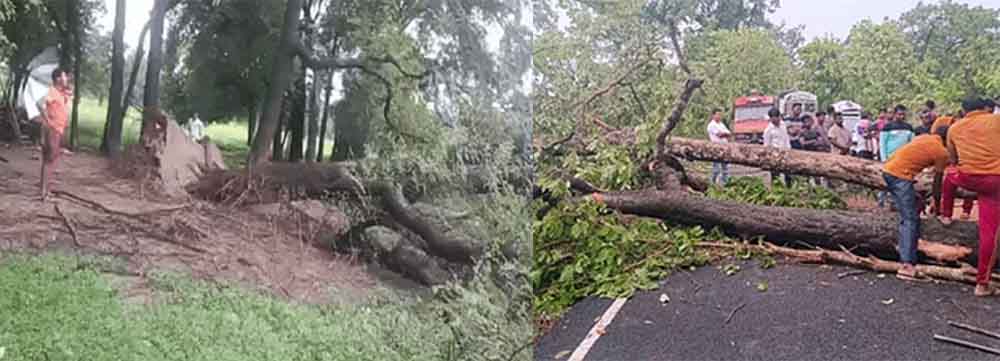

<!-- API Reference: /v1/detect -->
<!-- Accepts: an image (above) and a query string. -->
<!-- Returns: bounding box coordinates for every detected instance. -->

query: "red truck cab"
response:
[731,94,776,144]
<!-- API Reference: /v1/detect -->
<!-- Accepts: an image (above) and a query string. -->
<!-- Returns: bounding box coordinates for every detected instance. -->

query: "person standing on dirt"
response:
[188,113,205,142]
[881,125,951,282]
[38,67,73,201]
[942,97,1000,296]
[707,109,731,186]
[763,107,792,186]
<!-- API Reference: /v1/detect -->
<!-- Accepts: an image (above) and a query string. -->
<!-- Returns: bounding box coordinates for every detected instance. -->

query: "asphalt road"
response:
[536,260,1000,361]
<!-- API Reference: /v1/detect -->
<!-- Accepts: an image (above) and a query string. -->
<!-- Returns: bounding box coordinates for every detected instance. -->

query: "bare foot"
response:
[960,213,971,221]
[937,216,952,226]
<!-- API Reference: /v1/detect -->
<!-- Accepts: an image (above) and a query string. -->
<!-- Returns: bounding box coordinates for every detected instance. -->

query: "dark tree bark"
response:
[588,189,980,264]
[102,0,126,157]
[120,21,150,122]
[305,70,321,162]
[288,74,306,162]
[665,137,975,198]
[141,0,167,138]
[316,72,333,162]
[68,0,82,150]
[302,2,320,162]
[248,0,303,166]
[247,103,257,146]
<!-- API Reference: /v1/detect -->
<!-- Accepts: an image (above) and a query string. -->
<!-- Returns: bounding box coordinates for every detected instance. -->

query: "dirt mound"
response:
[113,117,227,199]
[0,145,375,304]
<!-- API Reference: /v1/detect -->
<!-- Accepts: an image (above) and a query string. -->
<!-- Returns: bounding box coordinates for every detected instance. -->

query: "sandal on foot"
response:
[974,286,1000,297]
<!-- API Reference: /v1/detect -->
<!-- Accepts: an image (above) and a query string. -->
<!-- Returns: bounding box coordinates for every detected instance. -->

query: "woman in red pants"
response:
[946,97,1000,296]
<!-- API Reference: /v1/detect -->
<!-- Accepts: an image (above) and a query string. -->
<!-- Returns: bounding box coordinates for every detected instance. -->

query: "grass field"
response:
[0,253,464,361]
[72,98,333,168]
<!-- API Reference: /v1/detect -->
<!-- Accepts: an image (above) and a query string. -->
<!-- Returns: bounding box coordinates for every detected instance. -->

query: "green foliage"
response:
[839,21,935,111]
[532,197,714,316]
[681,28,796,137]
[0,253,531,361]
[706,177,847,210]
[797,37,846,107]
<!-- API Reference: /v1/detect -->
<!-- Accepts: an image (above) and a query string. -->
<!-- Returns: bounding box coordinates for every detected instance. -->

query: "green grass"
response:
[0,253,530,361]
[72,98,334,168]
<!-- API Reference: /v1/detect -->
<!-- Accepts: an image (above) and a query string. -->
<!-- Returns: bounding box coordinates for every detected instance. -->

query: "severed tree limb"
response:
[701,241,986,286]
[665,136,977,198]
[934,334,1000,355]
[54,204,81,247]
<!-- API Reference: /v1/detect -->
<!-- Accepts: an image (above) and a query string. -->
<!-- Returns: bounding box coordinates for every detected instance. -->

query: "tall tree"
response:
[316,71,333,162]
[141,0,167,136]
[840,20,933,111]
[102,0,126,157]
[67,0,81,150]
[797,37,846,107]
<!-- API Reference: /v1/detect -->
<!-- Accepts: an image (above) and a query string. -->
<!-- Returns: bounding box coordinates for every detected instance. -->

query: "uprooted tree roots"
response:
[187,163,490,286]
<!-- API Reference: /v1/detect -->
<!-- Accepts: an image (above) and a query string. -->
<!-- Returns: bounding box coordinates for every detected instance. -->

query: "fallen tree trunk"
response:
[589,189,981,264]
[664,137,976,197]
[187,162,364,205]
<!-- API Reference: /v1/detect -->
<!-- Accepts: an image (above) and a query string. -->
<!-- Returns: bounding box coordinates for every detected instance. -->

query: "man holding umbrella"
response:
[38,67,73,201]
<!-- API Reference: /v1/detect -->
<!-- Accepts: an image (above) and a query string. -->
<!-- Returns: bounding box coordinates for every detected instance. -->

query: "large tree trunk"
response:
[288,74,306,162]
[665,137,975,197]
[68,0,81,150]
[247,103,257,146]
[305,69,321,162]
[589,189,981,264]
[316,71,333,162]
[248,0,302,166]
[140,0,167,139]
[120,21,150,122]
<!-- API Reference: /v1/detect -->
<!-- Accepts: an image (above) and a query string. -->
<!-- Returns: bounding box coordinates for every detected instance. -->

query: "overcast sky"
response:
[101,0,1000,49]
[770,0,1000,40]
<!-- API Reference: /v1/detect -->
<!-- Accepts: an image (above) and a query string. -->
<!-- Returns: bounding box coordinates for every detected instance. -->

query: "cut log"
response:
[589,189,981,264]
[664,137,976,198]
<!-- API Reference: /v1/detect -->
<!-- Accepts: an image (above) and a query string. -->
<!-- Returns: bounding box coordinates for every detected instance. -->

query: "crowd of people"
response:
[706,96,1000,296]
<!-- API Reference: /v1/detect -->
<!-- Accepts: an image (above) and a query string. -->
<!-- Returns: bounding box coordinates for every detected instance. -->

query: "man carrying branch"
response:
[881,125,950,282]
[38,68,74,201]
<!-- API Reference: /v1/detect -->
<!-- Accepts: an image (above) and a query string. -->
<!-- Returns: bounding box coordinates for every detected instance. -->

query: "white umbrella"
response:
[17,47,60,120]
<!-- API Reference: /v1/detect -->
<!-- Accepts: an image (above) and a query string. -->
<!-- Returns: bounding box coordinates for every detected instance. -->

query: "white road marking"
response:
[568,297,629,361]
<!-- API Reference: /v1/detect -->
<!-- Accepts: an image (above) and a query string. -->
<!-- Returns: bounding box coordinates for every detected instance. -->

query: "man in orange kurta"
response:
[39,68,73,200]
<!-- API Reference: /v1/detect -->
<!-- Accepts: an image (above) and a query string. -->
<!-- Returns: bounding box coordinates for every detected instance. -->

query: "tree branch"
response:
[667,19,692,76]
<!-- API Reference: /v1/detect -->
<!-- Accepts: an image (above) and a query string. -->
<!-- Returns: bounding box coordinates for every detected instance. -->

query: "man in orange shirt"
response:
[945,97,1000,296]
[882,126,950,281]
[39,67,73,201]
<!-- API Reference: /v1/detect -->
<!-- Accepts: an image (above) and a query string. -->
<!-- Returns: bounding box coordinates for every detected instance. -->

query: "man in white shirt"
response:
[762,107,792,186]
[707,109,731,185]
[187,113,205,142]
